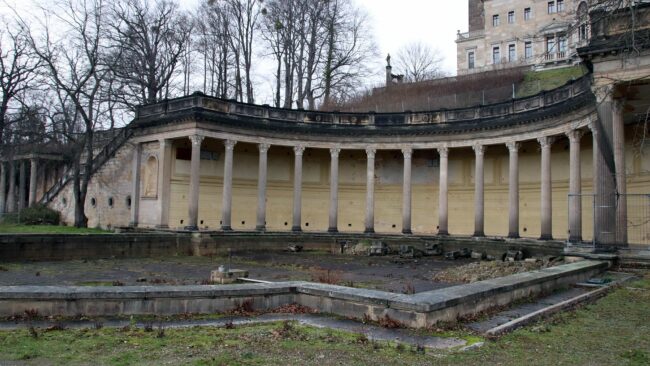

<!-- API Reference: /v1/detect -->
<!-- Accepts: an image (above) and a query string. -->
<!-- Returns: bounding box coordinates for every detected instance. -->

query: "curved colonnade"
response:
[126,76,616,243]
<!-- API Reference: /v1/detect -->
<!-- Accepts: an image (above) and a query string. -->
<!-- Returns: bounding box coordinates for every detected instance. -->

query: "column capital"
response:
[365,147,376,159]
[402,147,413,159]
[537,136,555,148]
[592,84,614,104]
[189,135,204,146]
[566,129,585,143]
[588,122,600,136]
[258,143,270,153]
[472,144,485,156]
[506,141,520,153]
[329,146,341,158]
[158,138,171,147]
[293,145,305,156]
[224,139,237,151]
[437,146,448,158]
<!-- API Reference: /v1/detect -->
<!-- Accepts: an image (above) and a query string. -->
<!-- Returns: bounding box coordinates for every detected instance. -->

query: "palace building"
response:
[456,0,590,74]
[1,1,649,251]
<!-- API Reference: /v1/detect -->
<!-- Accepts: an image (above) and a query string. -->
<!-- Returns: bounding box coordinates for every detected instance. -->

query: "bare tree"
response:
[195,1,233,98]
[322,0,377,108]
[108,0,193,107]
[23,0,110,227]
[0,25,42,148]
[393,42,446,82]
[221,0,262,103]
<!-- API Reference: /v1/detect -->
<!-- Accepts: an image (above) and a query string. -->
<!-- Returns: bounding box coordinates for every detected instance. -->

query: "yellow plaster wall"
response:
[167,131,650,241]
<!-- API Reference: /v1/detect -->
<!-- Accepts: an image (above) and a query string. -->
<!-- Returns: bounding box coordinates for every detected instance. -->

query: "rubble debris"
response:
[444,248,471,260]
[398,245,424,258]
[423,242,443,256]
[504,249,524,262]
[287,244,304,253]
[368,241,391,256]
[470,251,486,260]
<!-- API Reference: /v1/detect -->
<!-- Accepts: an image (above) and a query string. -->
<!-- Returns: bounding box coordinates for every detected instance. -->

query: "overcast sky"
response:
[2,0,469,103]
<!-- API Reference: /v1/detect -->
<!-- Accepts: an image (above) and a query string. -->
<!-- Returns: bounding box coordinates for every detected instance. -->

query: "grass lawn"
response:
[0,274,648,365]
[516,65,588,98]
[0,223,110,234]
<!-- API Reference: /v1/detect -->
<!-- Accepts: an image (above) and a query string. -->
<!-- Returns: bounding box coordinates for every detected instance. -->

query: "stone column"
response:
[157,139,173,228]
[186,135,204,231]
[130,143,142,227]
[567,130,583,242]
[7,161,15,213]
[18,160,26,210]
[292,146,305,232]
[592,87,618,247]
[437,147,449,236]
[506,142,520,238]
[256,143,270,231]
[0,162,6,213]
[365,147,376,233]
[28,158,38,206]
[328,147,340,233]
[473,144,485,237]
[221,140,237,231]
[538,137,554,240]
[613,100,627,244]
[402,148,413,234]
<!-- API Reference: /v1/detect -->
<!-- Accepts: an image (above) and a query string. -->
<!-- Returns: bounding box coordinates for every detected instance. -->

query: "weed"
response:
[156,325,165,338]
[143,322,154,332]
[44,323,65,332]
[378,315,403,329]
[224,321,235,329]
[0,266,7,271]
[23,309,39,320]
[28,326,38,339]
[402,281,416,295]
[395,342,405,352]
[93,321,104,330]
[230,299,255,315]
[310,267,342,285]
[355,333,368,344]
[413,344,425,355]
[112,280,124,286]
[362,314,372,324]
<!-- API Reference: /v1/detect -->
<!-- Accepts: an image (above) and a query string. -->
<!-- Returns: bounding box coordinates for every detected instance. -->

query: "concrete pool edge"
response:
[0,260,608,328]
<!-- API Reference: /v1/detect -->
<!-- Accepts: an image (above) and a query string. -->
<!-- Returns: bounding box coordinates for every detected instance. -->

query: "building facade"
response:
[456,0,590,74]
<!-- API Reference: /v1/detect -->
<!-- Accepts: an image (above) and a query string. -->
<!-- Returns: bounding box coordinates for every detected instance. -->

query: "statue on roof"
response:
[386,53,391,67]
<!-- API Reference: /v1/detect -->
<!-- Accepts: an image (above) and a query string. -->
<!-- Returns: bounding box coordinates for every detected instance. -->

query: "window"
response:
[557,0,564,12]
[508,11,515,24]
[546,36,556,54]
[525,41,533,59]
[508,44,516,62]
[548,1,556,14]
[558,36,567,56]
[492,14,500,27]
[468,51,475,69]
[493,47,501,64]
[524,7,531,20]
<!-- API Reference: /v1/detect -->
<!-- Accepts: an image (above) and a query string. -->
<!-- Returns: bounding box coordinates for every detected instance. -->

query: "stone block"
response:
[210,269,249,284]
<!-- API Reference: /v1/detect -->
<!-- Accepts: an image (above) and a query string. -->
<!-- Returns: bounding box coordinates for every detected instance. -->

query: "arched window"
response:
[142,155,159,198]
[577,2,589,42]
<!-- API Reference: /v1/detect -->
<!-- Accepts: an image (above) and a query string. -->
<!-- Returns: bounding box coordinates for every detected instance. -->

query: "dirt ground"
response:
[0,250,472,293]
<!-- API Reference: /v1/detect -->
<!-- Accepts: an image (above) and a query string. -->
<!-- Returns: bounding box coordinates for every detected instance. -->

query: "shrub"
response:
[18,204,60,225]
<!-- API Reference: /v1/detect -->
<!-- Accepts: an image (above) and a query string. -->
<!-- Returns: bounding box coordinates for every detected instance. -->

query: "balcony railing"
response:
[456,30,485,41]
[545,51,567,61]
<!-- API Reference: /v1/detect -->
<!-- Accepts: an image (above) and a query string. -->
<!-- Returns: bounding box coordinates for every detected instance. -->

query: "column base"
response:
[539,234,553,241]
[327,227,338,233]
[255,225,266,232]
[508,232,520,239]
[402,229,412,235]
[567,235,583,243]
[364,228,375,234]
[221,226,233,231]
[129,222,138,228]
[291,226,302,232]
[184,225,198,231]
[473,231,485,237]
[437,230,449,236]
